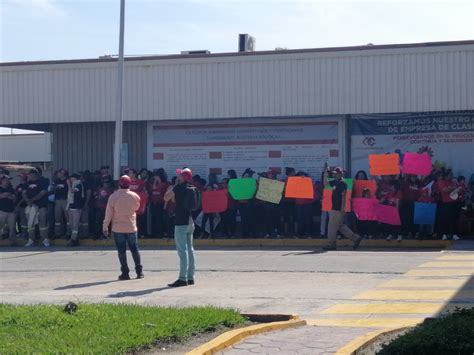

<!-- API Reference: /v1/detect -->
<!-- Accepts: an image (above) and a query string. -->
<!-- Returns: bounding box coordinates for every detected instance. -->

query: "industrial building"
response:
[1,40,473,178]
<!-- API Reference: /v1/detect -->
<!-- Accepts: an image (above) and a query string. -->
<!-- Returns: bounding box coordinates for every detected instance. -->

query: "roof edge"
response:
[1,39,474,67]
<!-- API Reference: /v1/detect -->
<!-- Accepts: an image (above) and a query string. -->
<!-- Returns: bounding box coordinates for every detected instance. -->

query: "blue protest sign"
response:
[414,202,437,225]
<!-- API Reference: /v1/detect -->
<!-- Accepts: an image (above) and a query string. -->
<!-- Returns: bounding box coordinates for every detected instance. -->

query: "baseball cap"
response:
[333,167,344,174]
[28,168,40,175]
[119,175,131,188]
[176,168,193,182]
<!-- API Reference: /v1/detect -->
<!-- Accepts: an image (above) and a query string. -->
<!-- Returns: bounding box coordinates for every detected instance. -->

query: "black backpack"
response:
[183,184,201,212]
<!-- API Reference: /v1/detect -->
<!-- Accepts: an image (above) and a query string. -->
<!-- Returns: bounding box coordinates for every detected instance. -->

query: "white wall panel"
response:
[1,42,473,125]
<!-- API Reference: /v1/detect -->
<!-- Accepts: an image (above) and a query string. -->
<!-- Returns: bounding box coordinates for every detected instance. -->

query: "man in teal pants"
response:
[164,168,196,287]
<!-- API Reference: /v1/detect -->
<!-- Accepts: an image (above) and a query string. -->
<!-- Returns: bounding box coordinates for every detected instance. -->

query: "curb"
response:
[335,327,411,355]
[0,238,453,249]
[186,315,306,355]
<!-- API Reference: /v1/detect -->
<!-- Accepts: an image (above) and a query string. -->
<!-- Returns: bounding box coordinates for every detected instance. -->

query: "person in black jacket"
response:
[67,173,86,247]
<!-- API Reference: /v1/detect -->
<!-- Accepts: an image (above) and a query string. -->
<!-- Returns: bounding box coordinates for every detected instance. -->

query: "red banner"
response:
[202,189,229,213]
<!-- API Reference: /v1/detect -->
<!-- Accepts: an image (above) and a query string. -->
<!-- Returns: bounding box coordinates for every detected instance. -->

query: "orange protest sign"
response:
[369,154,400,176]
[322,189,332,212]
[353,180,377,198]
[285,176,314,199]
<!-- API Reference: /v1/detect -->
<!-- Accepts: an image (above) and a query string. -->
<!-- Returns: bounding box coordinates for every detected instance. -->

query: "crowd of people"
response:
[0,163,473,247]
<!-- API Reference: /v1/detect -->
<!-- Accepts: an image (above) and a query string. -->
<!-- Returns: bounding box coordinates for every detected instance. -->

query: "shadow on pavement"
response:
[107,287,170,298]
[54,280,118,290]
[436,275,474,316]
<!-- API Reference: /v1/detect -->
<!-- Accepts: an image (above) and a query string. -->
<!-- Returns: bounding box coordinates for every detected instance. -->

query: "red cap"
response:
[176,168,193,182]
[119,175,131,188]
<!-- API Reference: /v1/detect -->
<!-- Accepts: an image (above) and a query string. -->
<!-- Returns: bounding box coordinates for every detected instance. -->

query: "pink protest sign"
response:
[402,152,432,176]
[375,204,401,225]
[352,198,378,221]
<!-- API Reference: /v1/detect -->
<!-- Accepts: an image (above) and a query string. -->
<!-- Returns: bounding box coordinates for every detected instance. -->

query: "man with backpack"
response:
[164,168,200,287]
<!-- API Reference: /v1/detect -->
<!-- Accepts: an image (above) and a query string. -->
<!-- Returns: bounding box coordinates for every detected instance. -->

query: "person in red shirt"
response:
[125,168,148,238]
[400,175,420,239]
[93,177,113,240]
[220,176,237,238]
[377,176,402,241]
[416,187,434,239]
[149,170,169,238]
[437,170,460,240]
[294,171,315,238]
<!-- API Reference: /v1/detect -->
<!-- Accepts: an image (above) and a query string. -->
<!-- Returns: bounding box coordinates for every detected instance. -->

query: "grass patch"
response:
[377,308,474,355]
[0,303,245,354]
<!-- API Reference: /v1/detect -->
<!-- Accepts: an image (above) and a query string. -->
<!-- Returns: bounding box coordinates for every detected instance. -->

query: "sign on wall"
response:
[148,119,343,180]
[351,111,474,177]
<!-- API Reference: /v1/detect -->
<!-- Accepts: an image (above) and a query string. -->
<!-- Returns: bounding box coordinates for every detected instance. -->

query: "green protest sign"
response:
[228,178,257,200]
[325,178,353,190]
[256,177,285,204]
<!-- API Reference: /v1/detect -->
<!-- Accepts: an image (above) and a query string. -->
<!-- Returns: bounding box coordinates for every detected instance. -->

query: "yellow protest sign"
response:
[256,177,285,204]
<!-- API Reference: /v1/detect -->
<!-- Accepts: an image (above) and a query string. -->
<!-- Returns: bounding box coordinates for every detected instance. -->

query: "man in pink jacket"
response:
[103,175,143,280]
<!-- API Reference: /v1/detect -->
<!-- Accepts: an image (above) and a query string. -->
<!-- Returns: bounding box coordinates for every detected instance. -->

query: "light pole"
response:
[113,0,125,180]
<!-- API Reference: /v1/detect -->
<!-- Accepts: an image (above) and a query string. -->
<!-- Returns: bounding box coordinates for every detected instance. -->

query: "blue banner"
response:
[414,202,437,225]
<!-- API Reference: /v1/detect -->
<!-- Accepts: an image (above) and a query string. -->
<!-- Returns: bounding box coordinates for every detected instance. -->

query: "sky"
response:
[0,0,473,63]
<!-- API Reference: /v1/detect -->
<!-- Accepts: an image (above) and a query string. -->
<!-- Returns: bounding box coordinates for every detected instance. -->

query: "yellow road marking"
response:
[321,303,444,314]
[335,328,406,355]
[306,318,422,328]
[404,269,473,277]
[353,290,474,300]
[419,261,474,268]
[380,278,467,289]
[438,255,474,261]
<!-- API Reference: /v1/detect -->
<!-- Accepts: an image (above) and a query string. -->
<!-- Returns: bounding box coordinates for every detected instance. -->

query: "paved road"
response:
[1,244,473,354]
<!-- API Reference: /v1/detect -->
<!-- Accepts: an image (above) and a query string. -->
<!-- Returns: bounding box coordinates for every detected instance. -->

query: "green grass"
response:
[0,303,245,354]
[377,308,474,355]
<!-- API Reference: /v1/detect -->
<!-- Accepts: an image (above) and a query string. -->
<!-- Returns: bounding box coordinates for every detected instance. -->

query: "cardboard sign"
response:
[375,204,401,225]
[352,198,378,221]
[369,153,400,176]
[353,180,377,198]
[402,152,432,176]
[228,178,257,200]
[285,176,314,199]
[202,189,229,213]
[414,202,437,225]
[256,177,285,204]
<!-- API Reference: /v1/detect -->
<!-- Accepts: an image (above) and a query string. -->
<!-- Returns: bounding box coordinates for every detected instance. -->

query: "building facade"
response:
[1,40,473,177]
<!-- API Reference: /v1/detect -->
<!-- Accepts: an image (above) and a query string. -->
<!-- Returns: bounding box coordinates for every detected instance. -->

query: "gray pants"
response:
[68,209,82,241]
[54,199,68,237]
[327,210,358,246]
[28,207,48,241]
[0,211,16,240]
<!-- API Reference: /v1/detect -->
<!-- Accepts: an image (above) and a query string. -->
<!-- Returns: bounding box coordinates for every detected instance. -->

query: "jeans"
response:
[174,223,195,282]
[113,232,142,275]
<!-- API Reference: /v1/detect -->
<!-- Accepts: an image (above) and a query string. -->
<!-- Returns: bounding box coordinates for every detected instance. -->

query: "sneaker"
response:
[42,238,50,247]
[67,239,80,247]
[118,274,131,281]
[397,235,403,242]
[322,245,337,251]
[136,272,144,279]
[188,280,195,285]
[386,234,393,241]
[353,235,362,250]
[452,234,461,241]
[442,234,448,241]
[24,239,35,247]
[168,280,188,288]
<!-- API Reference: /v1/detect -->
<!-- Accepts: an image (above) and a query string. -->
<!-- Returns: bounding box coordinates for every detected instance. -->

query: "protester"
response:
[53,168,69,238]
[378,175,403,241]
[437,170,461,240]
[67,173,86,247]
[400,174,420,239]
[79,171,93,238]
[417,187,434,239]
[24,169,50,247]
[15,172,29,238]
[0,176,17,246]
[103,175,143,280]
[149,169,169,238]
[323,166,361,250]
[94,176,113,239]
[164,168,198,287]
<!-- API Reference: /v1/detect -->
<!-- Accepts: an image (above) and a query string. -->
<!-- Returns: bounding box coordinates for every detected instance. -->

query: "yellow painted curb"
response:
[0,238,453,249]
[335,327,410,355]
[186,315,306,355]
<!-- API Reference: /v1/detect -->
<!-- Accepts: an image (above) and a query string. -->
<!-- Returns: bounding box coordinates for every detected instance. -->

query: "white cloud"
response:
[7,0,66,18]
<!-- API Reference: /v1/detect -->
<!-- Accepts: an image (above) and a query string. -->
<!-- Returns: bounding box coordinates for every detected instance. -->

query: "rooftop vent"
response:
[180,50,211,55]
[239,34,256,52]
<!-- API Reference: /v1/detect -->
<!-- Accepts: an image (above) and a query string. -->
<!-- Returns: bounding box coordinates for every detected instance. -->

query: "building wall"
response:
[1,42,473,126]
[0,133,52,163]
[51,121,146,172]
